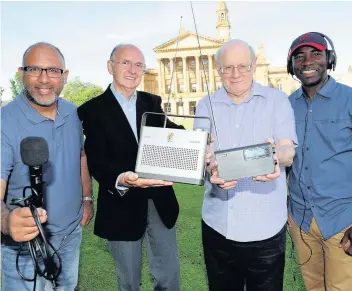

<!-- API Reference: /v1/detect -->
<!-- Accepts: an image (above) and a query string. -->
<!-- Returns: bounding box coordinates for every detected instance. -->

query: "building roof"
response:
[154,30,223,52]
[217,1,228,11]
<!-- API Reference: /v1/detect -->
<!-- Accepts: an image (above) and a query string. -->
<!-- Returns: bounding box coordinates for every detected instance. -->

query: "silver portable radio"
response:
[135,112,211,185]
[215,142,276,181]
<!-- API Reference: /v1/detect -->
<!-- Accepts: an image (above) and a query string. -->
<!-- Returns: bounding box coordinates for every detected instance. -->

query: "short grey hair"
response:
[22,42,66,68]
[215,39,256,66]
[109,43,145,62]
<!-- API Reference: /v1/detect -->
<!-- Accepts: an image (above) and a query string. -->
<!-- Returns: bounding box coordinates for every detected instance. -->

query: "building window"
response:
[179,84,185,93]
[190,59,196,71]
[221,13,224,21]
[201,58,208,71]
[191,84,197,92]
[165,61,170,73]
[189,101,197,115]
[176,98,184,115]
[167,85,171,93]
[177,60,183,72]
[163,103,171,113]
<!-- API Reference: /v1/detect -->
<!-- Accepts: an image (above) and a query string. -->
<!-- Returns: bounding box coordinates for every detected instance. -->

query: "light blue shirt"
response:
[194,82,297,242]
[110,84,137,140]
[288,76,352,239]
[110,85,137,192]
[1,94,84,236]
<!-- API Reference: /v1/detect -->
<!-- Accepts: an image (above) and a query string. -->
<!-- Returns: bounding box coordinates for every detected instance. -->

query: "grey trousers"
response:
[107,200,180,291]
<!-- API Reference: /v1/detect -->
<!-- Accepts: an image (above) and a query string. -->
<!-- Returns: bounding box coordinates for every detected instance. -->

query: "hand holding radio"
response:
[8,207,47,242]
[209,160,238,190]
[252,138,280,182]
[205,137,215,174]
[120,171,173,188]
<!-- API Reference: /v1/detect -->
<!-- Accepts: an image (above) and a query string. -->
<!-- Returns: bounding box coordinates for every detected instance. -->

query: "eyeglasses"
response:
[220,63,252,74]
[110,60,146,72]
[21,66,64,78]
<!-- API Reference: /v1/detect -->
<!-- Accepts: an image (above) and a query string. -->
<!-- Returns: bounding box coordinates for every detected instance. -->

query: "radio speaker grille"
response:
[141,144,199,171]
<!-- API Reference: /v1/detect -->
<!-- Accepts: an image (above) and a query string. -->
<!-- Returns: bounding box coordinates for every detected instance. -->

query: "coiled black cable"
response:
[10,186,62,291]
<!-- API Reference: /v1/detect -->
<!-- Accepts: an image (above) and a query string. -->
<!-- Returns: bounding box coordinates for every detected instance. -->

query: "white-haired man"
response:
[194,39,297,291]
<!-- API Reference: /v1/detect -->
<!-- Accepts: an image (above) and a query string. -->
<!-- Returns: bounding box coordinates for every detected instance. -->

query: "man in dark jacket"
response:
[78,44,184,291]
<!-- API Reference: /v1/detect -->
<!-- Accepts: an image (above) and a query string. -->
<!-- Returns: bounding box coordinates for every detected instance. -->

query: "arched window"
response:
[221,13,224,21]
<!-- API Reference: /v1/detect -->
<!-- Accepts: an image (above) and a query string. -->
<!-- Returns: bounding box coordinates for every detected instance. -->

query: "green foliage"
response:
[62,77,103,106]
[10,72,23,99]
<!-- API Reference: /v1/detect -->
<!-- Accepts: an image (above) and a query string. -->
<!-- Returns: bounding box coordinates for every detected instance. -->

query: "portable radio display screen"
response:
[243,146,270,160]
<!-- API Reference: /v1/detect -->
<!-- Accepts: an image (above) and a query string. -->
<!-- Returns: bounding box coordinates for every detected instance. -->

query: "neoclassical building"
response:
[138,1,298,116]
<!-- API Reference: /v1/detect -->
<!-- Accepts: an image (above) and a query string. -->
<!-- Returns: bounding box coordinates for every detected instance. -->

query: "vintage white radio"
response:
[135,112,211,185]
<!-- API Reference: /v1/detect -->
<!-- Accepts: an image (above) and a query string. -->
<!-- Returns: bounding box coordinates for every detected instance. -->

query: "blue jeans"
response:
[1,224,82,291]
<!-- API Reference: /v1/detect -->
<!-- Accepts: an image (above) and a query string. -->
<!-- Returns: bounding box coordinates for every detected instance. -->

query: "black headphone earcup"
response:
[326,50,332,70]
[327,49,336,70]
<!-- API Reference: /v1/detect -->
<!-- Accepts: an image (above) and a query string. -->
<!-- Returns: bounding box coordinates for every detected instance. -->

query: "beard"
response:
[300,73,325,87]
[295,65,328,88]
[23,84,60,107]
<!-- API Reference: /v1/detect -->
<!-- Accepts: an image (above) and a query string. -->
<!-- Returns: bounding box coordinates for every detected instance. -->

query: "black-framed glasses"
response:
[220,63,252,74]
[110,60,146,72]
[21,66,64,78]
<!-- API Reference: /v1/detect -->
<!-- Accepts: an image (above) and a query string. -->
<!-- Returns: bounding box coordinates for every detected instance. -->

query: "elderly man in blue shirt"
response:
[194,39,297,291]
[287,32,352,291]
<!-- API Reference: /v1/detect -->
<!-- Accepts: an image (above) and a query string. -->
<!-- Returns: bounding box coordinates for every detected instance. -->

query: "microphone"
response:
[20,137,49,208]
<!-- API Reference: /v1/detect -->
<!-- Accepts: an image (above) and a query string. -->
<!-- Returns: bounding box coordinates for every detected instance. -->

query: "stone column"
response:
[161,59,166,95]
[157,59,162,95]
[173,58,178,93]
[195,56,201,92]
[208,55,214,92]
[169,58,174,94]
[182,57,189,93]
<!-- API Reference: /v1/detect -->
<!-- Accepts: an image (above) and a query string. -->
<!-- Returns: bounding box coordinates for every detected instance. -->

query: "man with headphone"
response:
[287,32,352,291]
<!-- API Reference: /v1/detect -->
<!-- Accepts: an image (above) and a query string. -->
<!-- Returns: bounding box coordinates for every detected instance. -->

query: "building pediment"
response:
[154,31,223,52]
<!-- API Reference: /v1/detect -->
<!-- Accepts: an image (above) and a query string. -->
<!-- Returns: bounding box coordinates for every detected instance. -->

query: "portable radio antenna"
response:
[190,1,221,150]
[163,16,183,128]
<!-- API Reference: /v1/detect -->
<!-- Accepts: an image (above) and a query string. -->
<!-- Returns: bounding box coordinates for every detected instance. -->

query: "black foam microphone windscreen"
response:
[20,137,49,167]
[20,137,49,208]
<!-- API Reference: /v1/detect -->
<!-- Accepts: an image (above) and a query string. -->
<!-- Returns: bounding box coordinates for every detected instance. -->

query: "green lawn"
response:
[78,183,306,291]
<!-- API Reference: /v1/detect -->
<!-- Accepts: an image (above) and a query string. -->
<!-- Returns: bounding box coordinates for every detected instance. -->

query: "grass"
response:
[78,182,306,291]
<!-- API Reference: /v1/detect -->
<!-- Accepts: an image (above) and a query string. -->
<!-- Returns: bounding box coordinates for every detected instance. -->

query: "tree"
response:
[62,77,103,106]
[10,72,23,99]
[0,86,4,106]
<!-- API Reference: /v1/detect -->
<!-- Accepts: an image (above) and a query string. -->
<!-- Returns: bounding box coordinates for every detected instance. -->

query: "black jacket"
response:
[77,86,182,241]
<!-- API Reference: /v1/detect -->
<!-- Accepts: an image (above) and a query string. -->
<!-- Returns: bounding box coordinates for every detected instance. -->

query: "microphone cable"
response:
[10,186,62,291]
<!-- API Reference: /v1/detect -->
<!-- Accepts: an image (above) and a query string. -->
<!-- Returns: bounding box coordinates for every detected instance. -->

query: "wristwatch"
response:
[82,195,94,203]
